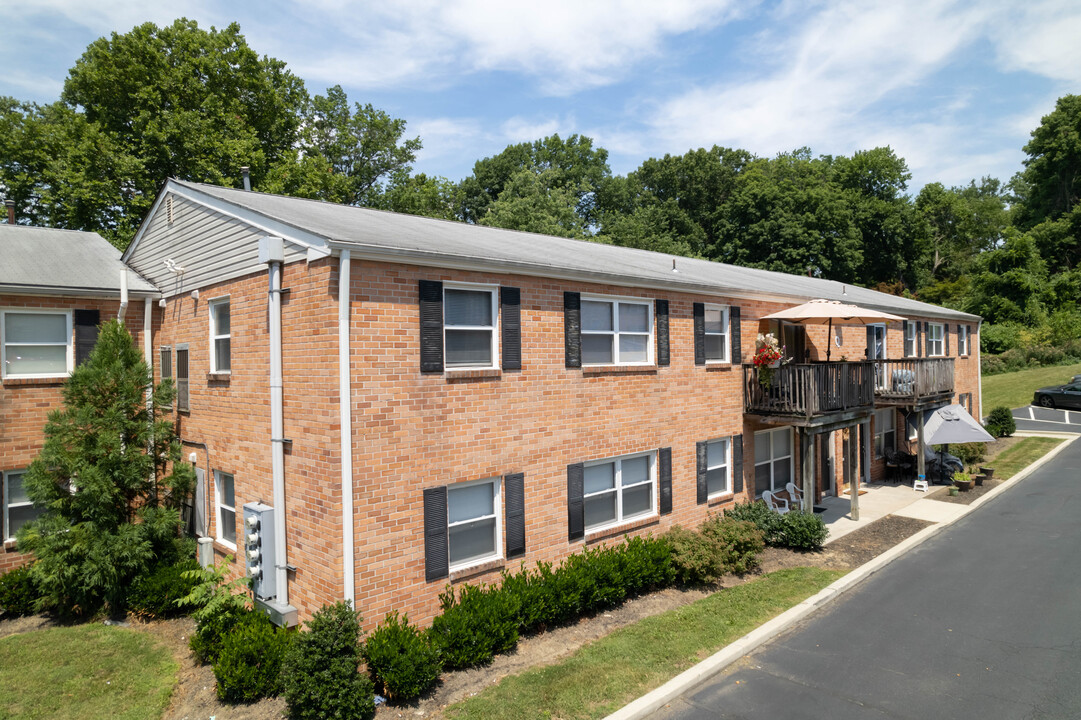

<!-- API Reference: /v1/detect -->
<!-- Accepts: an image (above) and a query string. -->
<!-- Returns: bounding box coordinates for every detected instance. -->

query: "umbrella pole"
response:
[826,318,832,362]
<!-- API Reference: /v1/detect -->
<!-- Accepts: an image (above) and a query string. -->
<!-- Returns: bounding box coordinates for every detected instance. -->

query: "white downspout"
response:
[143,298,152,362]
[976,319,984,421]
[269,257,289,608]
[117,268,129,323]
[338,250,355,604]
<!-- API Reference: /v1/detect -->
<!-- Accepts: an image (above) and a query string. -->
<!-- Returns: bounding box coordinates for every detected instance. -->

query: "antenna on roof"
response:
[672,258,678,273]
[241,166,251,192]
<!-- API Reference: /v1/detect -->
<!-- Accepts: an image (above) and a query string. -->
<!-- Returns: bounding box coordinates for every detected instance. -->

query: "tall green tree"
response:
[18,320,194,617]
[1013,94,1081,230]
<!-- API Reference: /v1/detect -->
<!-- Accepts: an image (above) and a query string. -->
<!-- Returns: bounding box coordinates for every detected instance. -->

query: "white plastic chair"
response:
[763,490,790,515]
[785,482,806,511]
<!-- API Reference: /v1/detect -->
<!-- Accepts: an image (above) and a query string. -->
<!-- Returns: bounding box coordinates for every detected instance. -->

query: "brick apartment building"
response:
[2,181,982,628]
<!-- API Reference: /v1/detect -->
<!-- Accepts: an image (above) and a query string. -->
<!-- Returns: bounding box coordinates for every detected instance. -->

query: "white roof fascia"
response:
[324,242,977,321]
[0,285,159,299]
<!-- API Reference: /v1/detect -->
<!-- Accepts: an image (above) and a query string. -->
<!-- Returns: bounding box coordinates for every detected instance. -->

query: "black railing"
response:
[872,358,954,402]
[743,362,875,418]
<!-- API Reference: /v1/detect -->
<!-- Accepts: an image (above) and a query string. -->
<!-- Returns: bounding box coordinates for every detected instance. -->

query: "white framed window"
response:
[214,470,236,548]
[705,438,732,498]
[208,298,231,373]
[447,477,502,570]
[159,345,172,409]
[444,284,498,369]
[1,309,73,379]
[704,305,730,363]
[874,409,896,458]
[904,322,917,358]
[754,427,793,496]
[4,469,42,541]
[584,452,656,532]
[868,324,886,360]
[958,325,969,356]
[927,323,944,357]
[581,296,653,366]
[175,345,190,412]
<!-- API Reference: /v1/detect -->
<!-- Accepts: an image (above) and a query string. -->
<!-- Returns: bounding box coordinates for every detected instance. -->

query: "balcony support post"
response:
[848,424,860,521]
[800,428,815,513]
[916,410,926,482]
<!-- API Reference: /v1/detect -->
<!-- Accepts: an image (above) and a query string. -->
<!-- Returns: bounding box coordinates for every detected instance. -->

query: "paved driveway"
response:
[654,438,1081,720]
[1011,405,1081,434]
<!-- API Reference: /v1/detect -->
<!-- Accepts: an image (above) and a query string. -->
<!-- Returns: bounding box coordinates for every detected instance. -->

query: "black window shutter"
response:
[567,463,584,541]
[423,486,448,581]
[902,320,909,356]
[74,309,100,366]
[564,292,581,368]
[419,280,444,373]
[924,322,931,357]
[968,325,973,355]
[693,303,706,365]
[731,306,742,364]
[659,447,672,514]
[501,287,521,371]
[504,473,526,559]
[945,324,951,355]
[732,434,744,494]
[655,299,670,366]
[866,325,874,358]
[917,322,924,358]
[696,441,707,504]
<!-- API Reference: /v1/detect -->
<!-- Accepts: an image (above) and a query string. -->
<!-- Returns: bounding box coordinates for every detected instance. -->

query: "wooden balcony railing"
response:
[743,362,875,419]
[872,358,954,403]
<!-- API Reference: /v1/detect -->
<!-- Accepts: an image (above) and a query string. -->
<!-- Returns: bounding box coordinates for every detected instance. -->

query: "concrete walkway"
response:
[817,481,967,543]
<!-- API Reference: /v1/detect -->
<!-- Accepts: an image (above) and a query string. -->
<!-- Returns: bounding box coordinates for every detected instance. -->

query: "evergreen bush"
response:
[282,601,374,720]
[986,406,1017,438]
[0,564,41,616]
[177,557,252,664]
[213,612,293,702]
[724,500,785,545]
[127,558,200,619]
[779,511,828,550]
[700,515,765,573]
[429,583,519,670]
[363,611,442,700]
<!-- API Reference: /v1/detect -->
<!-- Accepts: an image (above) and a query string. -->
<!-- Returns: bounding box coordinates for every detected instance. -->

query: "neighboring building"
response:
[0,224,158,572]
[117,179,982,628]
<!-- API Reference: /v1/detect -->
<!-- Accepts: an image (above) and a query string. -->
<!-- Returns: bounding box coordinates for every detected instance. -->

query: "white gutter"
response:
[117,268,129,323]
[338,250,355,603]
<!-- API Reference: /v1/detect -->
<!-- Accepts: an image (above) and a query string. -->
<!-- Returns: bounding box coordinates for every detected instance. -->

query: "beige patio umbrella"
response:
[762,299,904,361]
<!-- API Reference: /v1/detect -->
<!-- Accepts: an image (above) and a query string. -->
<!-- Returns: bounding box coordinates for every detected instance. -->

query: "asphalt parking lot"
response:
[1011,404,1081,433]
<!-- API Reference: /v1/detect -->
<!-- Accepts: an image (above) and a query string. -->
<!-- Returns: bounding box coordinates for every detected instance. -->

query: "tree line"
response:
[2,19,1079,353]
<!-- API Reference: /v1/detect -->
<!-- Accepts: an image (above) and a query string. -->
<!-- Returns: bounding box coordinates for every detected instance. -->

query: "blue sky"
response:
[2,0,1080,193]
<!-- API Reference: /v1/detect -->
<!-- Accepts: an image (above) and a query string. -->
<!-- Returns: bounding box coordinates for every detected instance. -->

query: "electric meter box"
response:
[242,502,276,601]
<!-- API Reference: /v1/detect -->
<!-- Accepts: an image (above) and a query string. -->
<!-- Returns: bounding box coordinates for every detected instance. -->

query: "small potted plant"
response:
[953,471,975,491]
[980,466,995,480]
[971,466,985,486]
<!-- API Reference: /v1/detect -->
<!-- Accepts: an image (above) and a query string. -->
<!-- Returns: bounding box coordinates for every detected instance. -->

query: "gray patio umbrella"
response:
[923,404,994,445]
[761,299,904,361]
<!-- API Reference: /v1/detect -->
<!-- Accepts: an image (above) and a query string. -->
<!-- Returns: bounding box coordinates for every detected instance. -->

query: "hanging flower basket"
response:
[753,333,784,389]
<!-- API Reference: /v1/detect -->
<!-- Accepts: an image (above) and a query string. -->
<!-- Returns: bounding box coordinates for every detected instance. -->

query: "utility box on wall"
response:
[243,502,276,601]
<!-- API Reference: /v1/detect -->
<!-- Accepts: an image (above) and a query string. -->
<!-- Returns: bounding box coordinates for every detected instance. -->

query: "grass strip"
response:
[446,567,844,720]
[994,436,1064,479]
[0,624,178,720]
[981,362,1081,412]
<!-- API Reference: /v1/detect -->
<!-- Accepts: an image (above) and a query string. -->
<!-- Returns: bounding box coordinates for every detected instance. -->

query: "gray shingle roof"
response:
[1,225,158,295]
[171,180,979,322]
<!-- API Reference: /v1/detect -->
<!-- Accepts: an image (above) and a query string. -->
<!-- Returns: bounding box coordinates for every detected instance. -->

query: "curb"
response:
[605,434,1078,720]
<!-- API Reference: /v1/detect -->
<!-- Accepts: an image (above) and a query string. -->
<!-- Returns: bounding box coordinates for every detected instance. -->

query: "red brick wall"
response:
[0,295,147,572]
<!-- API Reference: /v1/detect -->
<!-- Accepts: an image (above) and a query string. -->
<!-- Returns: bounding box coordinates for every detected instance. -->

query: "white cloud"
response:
[984,0,1081,82]
[500,116,569,143]
[2,0,220,34]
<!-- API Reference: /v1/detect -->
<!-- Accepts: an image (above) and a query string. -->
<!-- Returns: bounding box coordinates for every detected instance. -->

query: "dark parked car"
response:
[1033,382,1081,409]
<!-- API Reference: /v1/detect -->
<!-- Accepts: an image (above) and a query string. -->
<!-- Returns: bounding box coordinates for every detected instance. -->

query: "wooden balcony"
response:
[743,362,875,424]
[872,358,955,405]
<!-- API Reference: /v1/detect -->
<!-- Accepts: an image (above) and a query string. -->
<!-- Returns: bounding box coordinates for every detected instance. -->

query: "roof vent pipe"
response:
[5,200,14,224]
[241,167,251,192]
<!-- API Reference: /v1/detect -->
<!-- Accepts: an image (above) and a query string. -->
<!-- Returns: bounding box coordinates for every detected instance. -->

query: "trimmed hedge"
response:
[213,612,294,702]
[726,501,827,551]
[364,611,442,700]
[986,406,1016,438]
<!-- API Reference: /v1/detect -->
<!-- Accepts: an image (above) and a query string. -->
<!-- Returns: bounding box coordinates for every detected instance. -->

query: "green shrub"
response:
[498,564,551,633]
[663,525,724,584]
[986,406,1016,438]
[213,612,294,702]
[190,602,253,665]
[177,556,252,664]
[616,534,675,594]
[127,558,200,619]
[0,564,41,616]
[701,515,765,574]
[282,601,374,720]
[779,512,828,550]
[725,500,785,545]
[952,442,987,465]
[430,583,519,670]
[363,611,442,700]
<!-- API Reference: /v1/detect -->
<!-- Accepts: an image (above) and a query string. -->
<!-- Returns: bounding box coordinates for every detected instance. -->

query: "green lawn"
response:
[0,624,178,720]
[993,436,1064,479]
[446,567,844,720]
[982,362,1081,412]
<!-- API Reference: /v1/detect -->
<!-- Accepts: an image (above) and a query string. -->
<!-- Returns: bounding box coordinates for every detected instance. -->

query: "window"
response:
[4,470,42,541]
[754,427,792,496]
[581,297,652,366]
[868,324,886,360]
[704,305,729,363]
[176,345,189,412]
[447,477,501,569]
[907,412,918,441]
[584,452,655,531]
[874,409,896,458]
[958,325,969,356]
[444,286,497,369]
[904,322,917,358]
[705,438,731,498]
[159,346,172,409]
[1,310,72,379]
[959,393,973,416]
[927,323,944,356]
[215,470,236,547]
[209,299,231,373]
